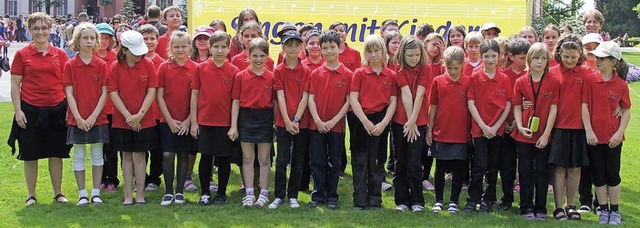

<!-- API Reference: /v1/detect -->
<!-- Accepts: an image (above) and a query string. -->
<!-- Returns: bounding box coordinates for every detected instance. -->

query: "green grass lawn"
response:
[2,81,640,227]
[623,52,640,66]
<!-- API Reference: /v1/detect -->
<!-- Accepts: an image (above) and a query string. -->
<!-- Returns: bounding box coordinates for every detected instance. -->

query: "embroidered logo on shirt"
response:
[223,76,233,85]
[186,73,193,81]
[297,77,304,85]
[91,74,101,82]
[335,80,346,89]
[609,91,620,100]
[459,90,467,99]
[575,77,584,84]
[265,85,273,94]
[543,91,554,99]
[140,74,149,82]
[496,89,506,97]
[384,81,392,89]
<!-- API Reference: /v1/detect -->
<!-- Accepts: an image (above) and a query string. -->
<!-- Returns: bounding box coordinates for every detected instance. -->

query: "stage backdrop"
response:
[188,0,530,57]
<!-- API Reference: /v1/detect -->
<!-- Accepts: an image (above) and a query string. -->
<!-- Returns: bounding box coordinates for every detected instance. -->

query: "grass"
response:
[2,82,640,227]
[623,52,640,66]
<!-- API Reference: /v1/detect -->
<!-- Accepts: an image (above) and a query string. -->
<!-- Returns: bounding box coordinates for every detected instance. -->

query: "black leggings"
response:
[162,152,187,194]
[434,159,466,203]
[199,155,231,196]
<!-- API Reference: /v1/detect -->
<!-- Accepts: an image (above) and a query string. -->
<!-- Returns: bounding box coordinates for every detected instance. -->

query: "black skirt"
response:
[67,125,110,145]
[198,125,232,157]
[238,108,274,143]
[8,100,72,161]
[431,141,468,160]
[548,129,589,168]
[158,123,197,153]
[111,127,159,152]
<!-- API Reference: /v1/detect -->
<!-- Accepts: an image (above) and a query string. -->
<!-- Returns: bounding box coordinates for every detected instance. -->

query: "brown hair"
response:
[209,19,227,32]
[582,10,605,25]
[27,12,53,29]
[136,24,159,38]
[527,43,551,75]
[162,6,182,20]
[446,25,467,48]
[424,33,444,63]
[394,35,427,71]
[554,33,586,66]
[209,31,231,47]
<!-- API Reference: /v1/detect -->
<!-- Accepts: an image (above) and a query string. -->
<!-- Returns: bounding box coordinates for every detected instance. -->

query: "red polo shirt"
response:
[11,43,68,107]
[393,65,433,126]
[503,65,528,124]
[228,36,242,59]
[467,69,513,138]
[95,50,118,115]
[429,62,445,79]
[308,63,353,133]
[107,58,159,130]
[464,60,482,77]
[231,68,275,109]
[157,59,197,122]
[156,33,170,60]
[273,61,312,129]
[147,54,165,120]
[550,64,592,129]
[584,72,631,144]
[511,72,560,144]
[302,58,326,72]
[339,43,361,72]
[192,60,240,127]
[231,51,275,72]
[277,51,307,65]
[429,73,471,143]
[62,55,109,126]
[350,66,397,114]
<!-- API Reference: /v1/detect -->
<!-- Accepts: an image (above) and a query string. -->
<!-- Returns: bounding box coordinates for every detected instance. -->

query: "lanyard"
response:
[529,74,544,116]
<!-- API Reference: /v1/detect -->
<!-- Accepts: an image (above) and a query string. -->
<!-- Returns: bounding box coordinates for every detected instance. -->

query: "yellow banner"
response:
[189,0,530,55]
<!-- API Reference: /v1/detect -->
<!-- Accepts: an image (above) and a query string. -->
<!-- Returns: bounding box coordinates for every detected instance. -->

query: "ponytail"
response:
[116,46,128,63]
[615,58,629,81]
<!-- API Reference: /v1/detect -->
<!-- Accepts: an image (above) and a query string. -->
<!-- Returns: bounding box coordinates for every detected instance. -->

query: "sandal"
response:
[91,195,104,204]
[25,196,37,206]
[553,208,568,221]
[76,196,89,206]
[566,206,581,220]
[54,194,69,203]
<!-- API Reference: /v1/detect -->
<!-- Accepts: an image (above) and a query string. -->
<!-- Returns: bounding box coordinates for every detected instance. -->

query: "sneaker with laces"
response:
[174,193,185,204]
[242,195,255,207]
[381,182,393,191]
[213,194,227,205]
[160,194,173,206]
[289,198,300,208]
[608,211,621,225]
[144,183,159,191]
[594,206,602,216]
[255,194,269,207]
[209,181,219,192]
[577,205,591,213]
[524,212,536,221]
[448,203,459,213]
[199,195,211,206]
[184,180,198,192]
[432,202,444,212]
[268,198,284,209]
[411,205,424,212]
[599,210,610,224]
[535,213,549,221]
[395,204,409,212]
[422,180,435,191]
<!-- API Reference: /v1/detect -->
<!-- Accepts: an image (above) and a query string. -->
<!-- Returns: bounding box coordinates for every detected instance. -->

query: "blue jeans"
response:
[309,130,343,203]
[274,128,309,199]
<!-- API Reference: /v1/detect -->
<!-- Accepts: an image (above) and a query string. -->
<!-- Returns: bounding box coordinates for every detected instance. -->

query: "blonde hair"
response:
[527,43,550,75]
[69,22,101,52]
[362,35,388,66]
[519,26,538,40]
[168,31,192,63]
[464,32,483,49]
[394,35,427,71]
[239,21,264,48]
[582,10,605,25]
[443,46,465,65]
[27,12,53,29]
[162,6,183,20]
[424,33,444,63]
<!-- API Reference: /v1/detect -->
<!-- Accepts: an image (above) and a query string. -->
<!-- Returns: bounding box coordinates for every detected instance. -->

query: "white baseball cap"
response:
[583,33,604,45]
[590,41,622,60]
[481,22,501,33]
[120,30,148,56]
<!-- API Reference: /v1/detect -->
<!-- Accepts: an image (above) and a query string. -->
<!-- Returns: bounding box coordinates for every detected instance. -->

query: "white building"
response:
[0,0,75,18]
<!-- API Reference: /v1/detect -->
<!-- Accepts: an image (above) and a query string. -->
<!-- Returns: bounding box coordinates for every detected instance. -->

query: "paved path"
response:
[1,42,32,102]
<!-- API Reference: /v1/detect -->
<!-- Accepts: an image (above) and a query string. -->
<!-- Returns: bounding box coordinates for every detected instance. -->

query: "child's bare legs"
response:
[241,142,256,192]
[49,157,64,196]
[122,152,134,204]
[596,185,608,206]
[133,152,147,202]
[257,143,271,191]
[553,167,567,209]
[566,167,581,206]
[609,185,620,205]
[24,161,38,198]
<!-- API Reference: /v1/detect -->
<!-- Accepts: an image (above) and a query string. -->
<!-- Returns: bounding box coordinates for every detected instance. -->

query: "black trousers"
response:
[274,128,309,199]
[391,123,426,207]
[516,142,550,214]
[146,121,163,186]
[309,131,343,203]
[499,134,517,205]
[102,114,119,186]
[435,159,466,203]
[468,136,503,204]
[350,111,388,207]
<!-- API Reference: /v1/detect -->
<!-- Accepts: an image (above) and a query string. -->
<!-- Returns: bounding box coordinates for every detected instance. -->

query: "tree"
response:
[597,0,640,37]
[634,2,640,19]
[33,0,65,16]
[121,0,137,18]
[543,0,584,25]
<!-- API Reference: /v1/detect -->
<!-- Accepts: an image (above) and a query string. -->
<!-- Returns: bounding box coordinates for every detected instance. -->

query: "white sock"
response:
[246,187,254,195]
[92,188,101,196]
[260,189,269,196]
[78,189,88,198]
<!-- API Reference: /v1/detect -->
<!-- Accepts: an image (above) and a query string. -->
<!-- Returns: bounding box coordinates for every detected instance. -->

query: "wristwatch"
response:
[292,117,301,123]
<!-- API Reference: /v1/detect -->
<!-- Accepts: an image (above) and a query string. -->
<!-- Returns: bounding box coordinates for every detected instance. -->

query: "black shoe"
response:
[308,201,319,208]
[327,201,340,210]
[479,203,492,213]
[497,202,512,210]
[213,194,227,205]
[463,203,476,213]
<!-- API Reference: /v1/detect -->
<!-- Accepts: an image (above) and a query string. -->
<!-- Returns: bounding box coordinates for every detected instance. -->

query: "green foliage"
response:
[121,0,137,18]
[99,0,113,6]
[543,0,584,24]
[635,2,640,19]
[598,0,640,37]
[531,15,585,36]
[179,0,188,20]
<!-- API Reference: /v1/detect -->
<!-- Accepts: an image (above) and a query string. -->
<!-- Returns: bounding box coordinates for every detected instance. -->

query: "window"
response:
[57,0,68,16]
[31,0,43,13]
[158,0,172,9]
[8,0,17,16]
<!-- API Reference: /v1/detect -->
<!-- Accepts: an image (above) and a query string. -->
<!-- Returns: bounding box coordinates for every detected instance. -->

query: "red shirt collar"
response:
[322,62,346,73]
[168,59,196,69]
[26,42,56,57]
[71,55,99,67]
[248,67,266,78]
[362,65,392,76]
[444,73,468,84]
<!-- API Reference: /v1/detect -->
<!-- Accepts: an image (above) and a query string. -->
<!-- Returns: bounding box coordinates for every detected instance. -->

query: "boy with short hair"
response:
[463,32,484,77]
[380,19,399,37]
[307,30,352,210]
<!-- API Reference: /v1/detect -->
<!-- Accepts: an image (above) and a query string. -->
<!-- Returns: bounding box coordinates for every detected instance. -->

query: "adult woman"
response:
[8,12,71,206]
[582,10,606,40]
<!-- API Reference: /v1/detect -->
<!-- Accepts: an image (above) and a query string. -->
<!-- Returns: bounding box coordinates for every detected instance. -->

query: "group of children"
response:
[21,7,631,225]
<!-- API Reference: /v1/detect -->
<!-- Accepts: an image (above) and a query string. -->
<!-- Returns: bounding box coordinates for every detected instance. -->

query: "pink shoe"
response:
[513,184,520,193]
[100,183,107,190]
[106,184,117,192]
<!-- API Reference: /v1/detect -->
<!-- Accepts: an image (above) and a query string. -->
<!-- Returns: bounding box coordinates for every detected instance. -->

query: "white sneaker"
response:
[381,182,393,191]
[160,194,173,206]
[144,183,159,191]
[255,194,269,207]
[432,202,444,212]
[395,204,409,212]
[174,193,185,204]
[411,205,424,212]
[289,198,300,208]
[422,180,435,191]
[242,195,255,207]
[448,203,459,213]
[268,198,284,209]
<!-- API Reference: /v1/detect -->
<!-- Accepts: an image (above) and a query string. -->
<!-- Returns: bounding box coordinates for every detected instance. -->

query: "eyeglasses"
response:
[30,26,50,32]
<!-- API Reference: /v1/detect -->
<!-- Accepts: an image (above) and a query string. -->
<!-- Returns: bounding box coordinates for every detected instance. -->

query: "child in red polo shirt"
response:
[307,30,352,210]
[156,31,197,206]
[301,30,325,72]
[548,34,593,221]
[231,21,275,72]
[463,32,483,77]
[108,30,158,205]
[230,38,276,207]
[191,31,240,206]
[512,43,559,220]
[427,46,470,213]
[465,39,513,213]
[268,30,311,209]
[349,34,397,210]
[582,42,630,225]
[156,6,183,59]
[391,35,431,212]
[64,23,110,206]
